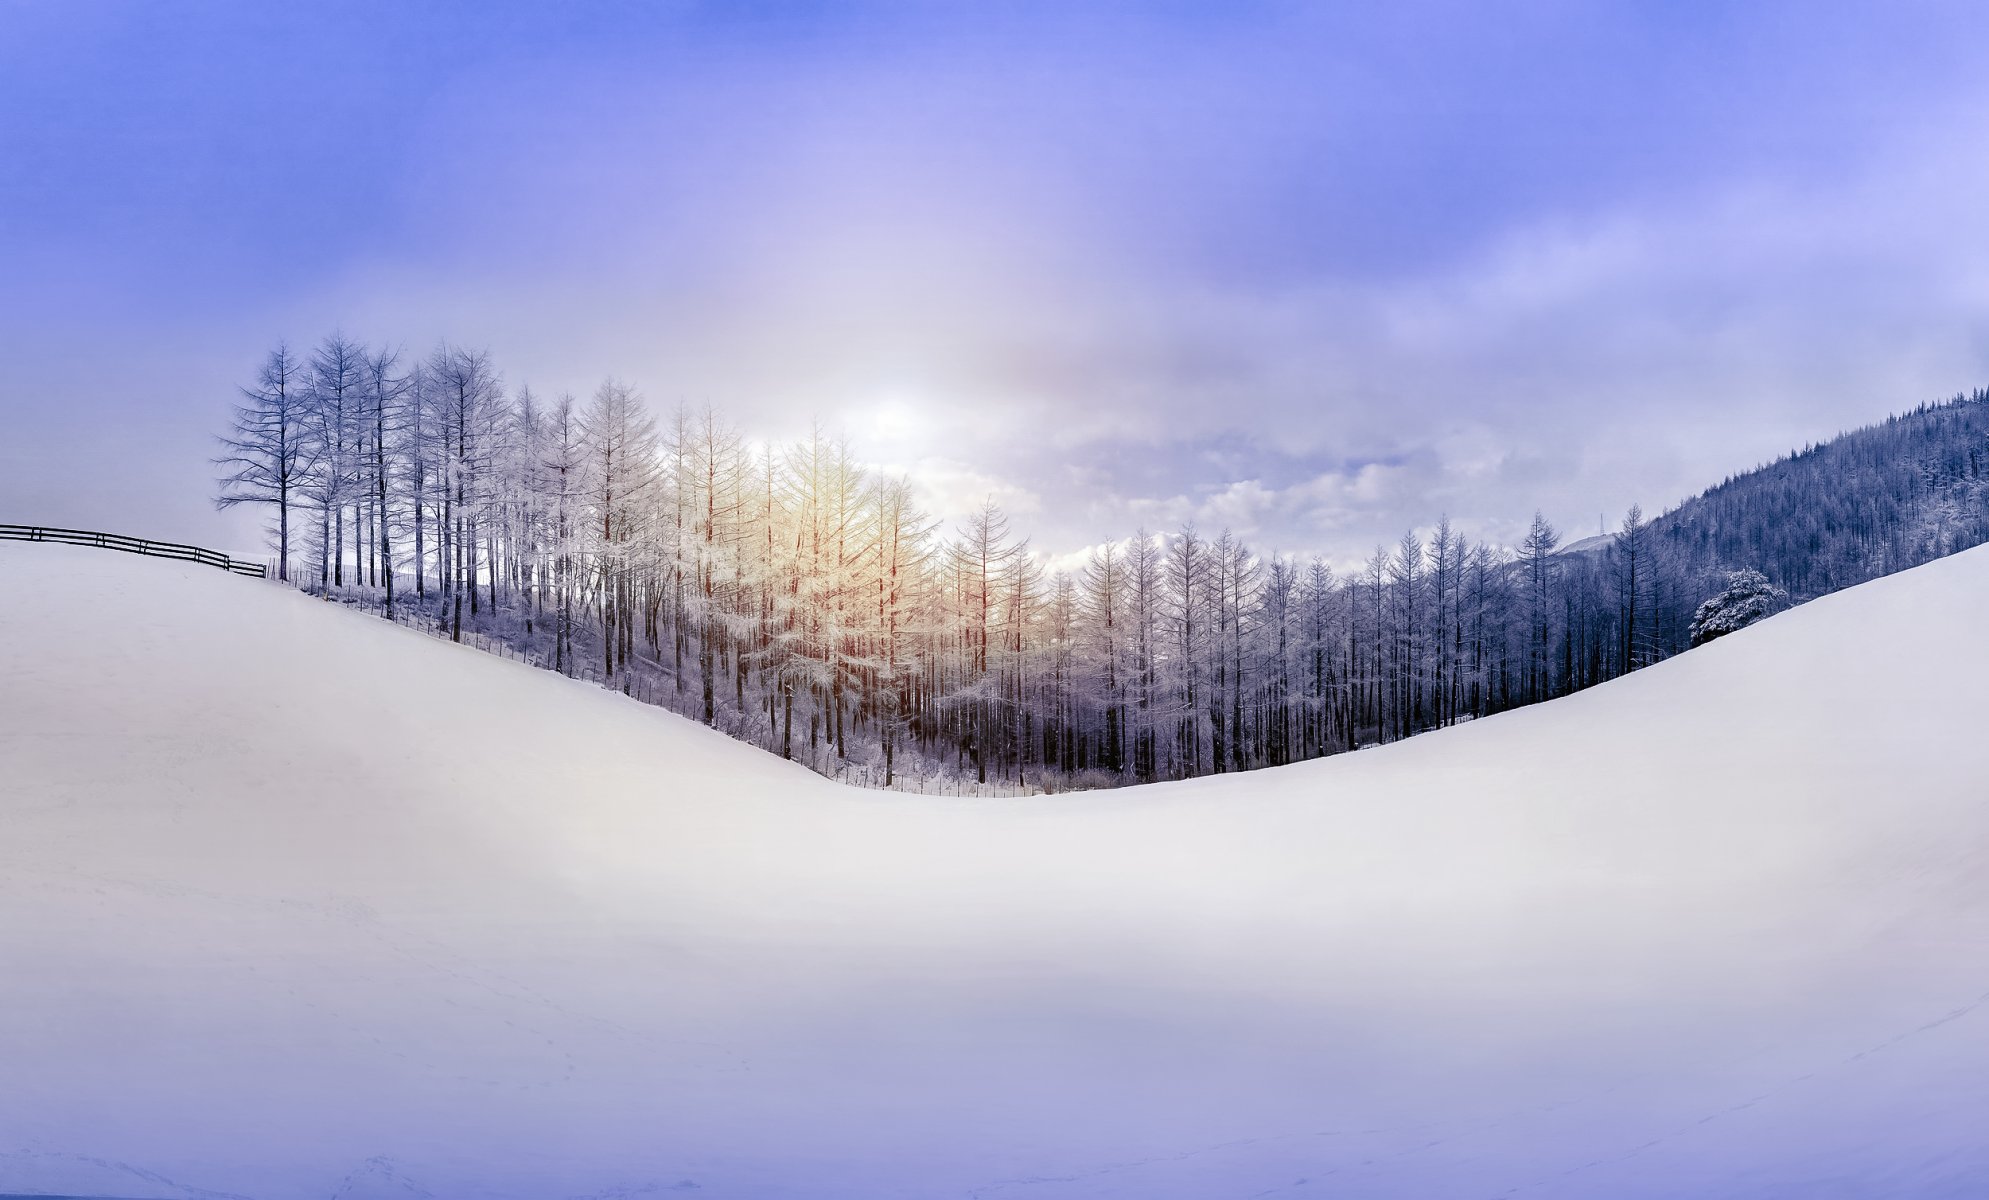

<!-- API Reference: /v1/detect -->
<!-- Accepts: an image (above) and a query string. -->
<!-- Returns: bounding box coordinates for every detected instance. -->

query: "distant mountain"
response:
[1556,531,1617,556]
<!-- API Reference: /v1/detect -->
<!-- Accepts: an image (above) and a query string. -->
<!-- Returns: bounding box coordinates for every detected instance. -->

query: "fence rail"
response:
[0,524,267,577]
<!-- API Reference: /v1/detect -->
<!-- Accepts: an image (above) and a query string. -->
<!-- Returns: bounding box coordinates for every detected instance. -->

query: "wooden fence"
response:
[0,524,267,578]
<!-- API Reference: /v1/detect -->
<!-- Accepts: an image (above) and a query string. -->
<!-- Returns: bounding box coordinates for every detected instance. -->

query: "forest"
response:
[215,335,1989,792]
[1639,395,1989,598]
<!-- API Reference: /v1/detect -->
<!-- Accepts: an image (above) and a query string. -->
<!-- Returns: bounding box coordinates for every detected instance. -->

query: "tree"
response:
[361,346,410,616]
[300,333,367,591]
[579,378,660,677]
[1426,517,1459,728]
[427,345,506,640]
[1689,569,1788,646]
[871,476,937,785]
[684,406,748,725]
[1165,524,1209,776]
[1299,557,1347,757]
[1126,530,1163,781]
[1614,503,1647,673]
[542,393,587,675]
[215,343,315,581]
[399,361,441,600]
[1257,554,1298,766]
[1388,530,1423,739]
[1520,510,1560,702]
[948,498,1025,782]
[1079,540,1128,775]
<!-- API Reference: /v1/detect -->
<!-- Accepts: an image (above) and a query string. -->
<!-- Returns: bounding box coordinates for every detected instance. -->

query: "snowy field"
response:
[3,541,1988,1200]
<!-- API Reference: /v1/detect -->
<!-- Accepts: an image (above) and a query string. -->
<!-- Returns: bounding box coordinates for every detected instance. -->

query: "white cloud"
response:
[898,457,1043,530]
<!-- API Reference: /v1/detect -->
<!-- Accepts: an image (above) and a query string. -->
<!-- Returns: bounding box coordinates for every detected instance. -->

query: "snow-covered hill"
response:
[4,541,1988,1200]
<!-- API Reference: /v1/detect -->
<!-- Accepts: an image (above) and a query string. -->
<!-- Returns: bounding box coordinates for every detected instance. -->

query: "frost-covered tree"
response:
[1125,529,1164,781]
[538,393,586,675]
[578,378,660,676]
[947,497,1025,782]
[870,475,936,785]
[1613,503,1648,673]
[1688,569,1789,646]
[1520,511,1560,703]
[1165,524,1209,775]
[1256,554,1298,766]
[299,333,367,591]
[215,343,315,580]
[216,334,1989,793]
[361,346,410,615]
[1079,540,1128,775]
[425,345,506,639]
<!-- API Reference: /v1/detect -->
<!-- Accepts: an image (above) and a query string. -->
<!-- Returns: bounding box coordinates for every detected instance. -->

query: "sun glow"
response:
[861,396,930,445]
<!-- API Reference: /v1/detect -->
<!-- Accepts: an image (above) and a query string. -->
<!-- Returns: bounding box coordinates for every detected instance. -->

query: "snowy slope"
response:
[3,542,1988,1200]
[1555,530,1616,556]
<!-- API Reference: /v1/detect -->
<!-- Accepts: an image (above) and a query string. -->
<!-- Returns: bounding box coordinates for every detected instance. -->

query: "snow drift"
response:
[3,540,1988,1199]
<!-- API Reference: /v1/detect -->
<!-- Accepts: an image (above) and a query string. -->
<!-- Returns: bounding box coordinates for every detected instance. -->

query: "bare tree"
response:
[579,378,661,678]
[1614,503,1647,673]
[215,343,316,581]
[362,346,410,617]
[1521,510,1560,703]
[301,333,367,591]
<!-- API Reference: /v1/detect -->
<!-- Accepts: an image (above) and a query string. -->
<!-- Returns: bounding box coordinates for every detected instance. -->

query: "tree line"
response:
[217,335,1989,791]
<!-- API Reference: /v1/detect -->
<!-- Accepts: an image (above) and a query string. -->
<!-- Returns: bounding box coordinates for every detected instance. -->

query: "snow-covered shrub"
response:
[1689,569,1789,646]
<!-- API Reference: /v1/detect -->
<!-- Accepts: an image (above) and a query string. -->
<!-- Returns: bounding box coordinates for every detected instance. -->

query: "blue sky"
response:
[6,1,1989,561]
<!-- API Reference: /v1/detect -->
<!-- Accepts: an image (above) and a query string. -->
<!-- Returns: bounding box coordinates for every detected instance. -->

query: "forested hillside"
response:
[214,336,1989,791]
[1654,391,1989,597]
[1555,389,1989,679]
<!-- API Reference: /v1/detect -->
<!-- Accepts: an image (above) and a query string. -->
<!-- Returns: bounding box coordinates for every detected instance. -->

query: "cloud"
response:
[10,6,1989,567]
[946,101,1989,561]
[897,457,1043,530]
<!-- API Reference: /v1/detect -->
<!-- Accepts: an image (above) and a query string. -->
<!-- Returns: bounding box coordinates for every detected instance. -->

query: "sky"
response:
[5,1,1989,564]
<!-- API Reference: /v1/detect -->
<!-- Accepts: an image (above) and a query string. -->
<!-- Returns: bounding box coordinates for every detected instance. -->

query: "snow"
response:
[3,541,1988,1199]
[1554,531,1616,556]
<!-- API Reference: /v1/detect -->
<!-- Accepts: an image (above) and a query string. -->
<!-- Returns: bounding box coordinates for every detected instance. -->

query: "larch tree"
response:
[361,345,409,616]
[1614,503,1647,673]
[215,342,315,580]
[223,327,1982,794]
[1079,540,1128,775]
[578,378,661,679]
[1520,510,1560,703]
[948,497,1025,783]
[302,333,366,591]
